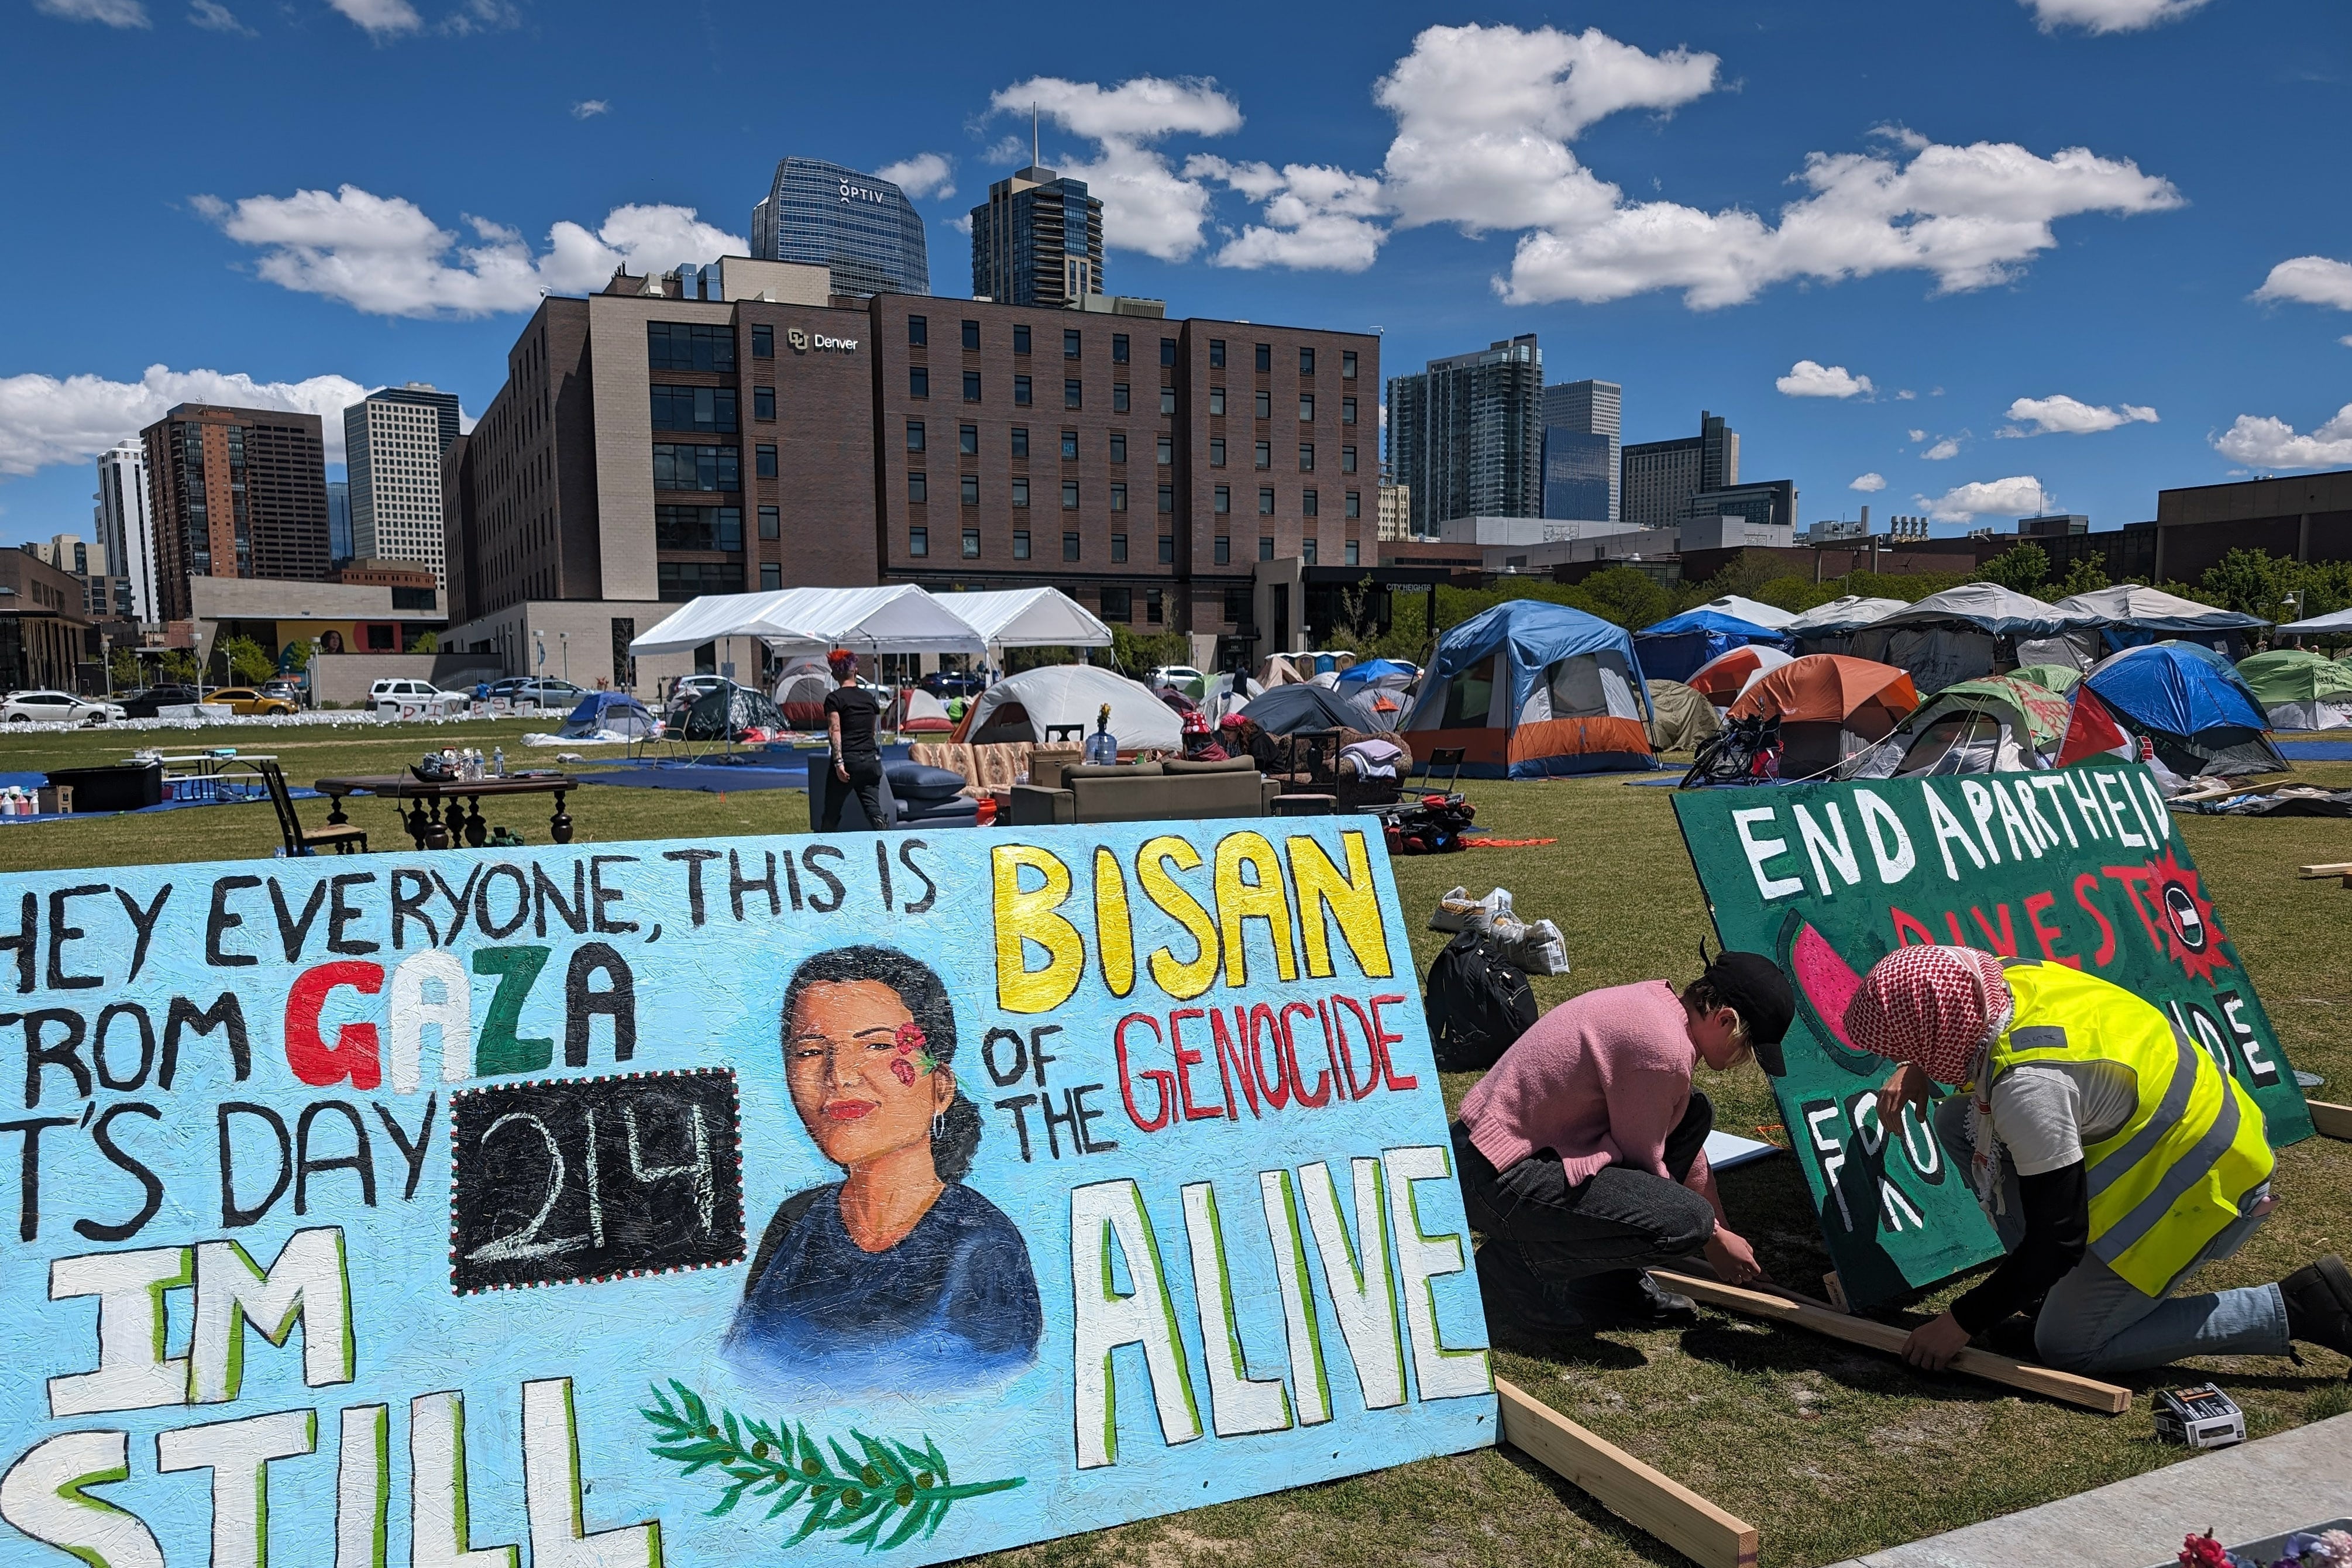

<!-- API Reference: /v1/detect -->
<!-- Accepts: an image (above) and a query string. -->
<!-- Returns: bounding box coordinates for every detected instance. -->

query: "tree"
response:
[2197,549,2303,620]
[1679,549,1783,608]
[278,639,314,671]
[2053,555,2110,597]
[1752,575,1851,615]
[107,646,142,690]
[1108,625,1189,674]
[1574,566,1676,631]
[1842,570,1967,603]
[1973,542,2051,593]
[217,635,274,685]
[158,649,198,684]
[408,631,441,654]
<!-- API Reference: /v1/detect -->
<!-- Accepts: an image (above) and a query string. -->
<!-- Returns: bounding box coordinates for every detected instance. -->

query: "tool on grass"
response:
[2154,1384,2246,1449]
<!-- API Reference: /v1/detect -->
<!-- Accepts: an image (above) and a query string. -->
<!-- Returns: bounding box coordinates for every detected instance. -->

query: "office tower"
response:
[139,403,331,620]
[1622,410,1738,533]
[1385,335,1543,534]
[327,480,353,562]
[970,161,1105,308]
[751,157,930,297]
[1542,379,1620,522]
[95,438,160,621]
[1683,478,1796,532]
[345,384,459,588]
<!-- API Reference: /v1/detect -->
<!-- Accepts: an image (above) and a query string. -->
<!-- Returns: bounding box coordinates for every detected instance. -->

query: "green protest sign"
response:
[1673,761,2313,1308]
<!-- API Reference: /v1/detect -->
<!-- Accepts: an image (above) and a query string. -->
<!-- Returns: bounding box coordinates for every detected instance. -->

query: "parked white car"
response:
[1,690,125,725]
[370,679,461,721]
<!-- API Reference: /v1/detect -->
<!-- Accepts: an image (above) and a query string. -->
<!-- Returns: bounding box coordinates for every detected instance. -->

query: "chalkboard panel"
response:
[449,1068,745,1293]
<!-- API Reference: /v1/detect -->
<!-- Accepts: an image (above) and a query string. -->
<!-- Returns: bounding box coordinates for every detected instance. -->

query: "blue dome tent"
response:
[558,691,656,739]
[1401,600,1655,778]
[1632,609,1794,684]
[2079,641,2285,777]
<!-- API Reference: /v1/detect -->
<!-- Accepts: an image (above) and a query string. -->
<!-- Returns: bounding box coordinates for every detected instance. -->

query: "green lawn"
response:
[3,721,2347,1568]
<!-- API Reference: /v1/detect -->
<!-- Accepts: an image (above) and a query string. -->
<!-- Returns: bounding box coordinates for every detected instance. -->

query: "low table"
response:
[315,774,576,850]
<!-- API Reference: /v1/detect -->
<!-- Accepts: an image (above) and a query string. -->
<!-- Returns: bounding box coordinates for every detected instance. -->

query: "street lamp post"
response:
[558,631,569,685]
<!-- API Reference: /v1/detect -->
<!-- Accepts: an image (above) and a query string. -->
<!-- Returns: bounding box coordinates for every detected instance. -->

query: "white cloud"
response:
[187,0,252,30]
[35,0,149,25]
[1907,428,1927,442]
[992,76,1242,262]
[1776,359,1874,398]
[2002,393,2158,435]
[197,184,743,318]
[2021,0,2209,33]
[2213,404,2352,469]
[875,153,955,202]
[326,0,418,34]
[1920,475,2046,522]
[1187,157,1387,273]
[570,99,608,120]
[2254,255,2352,312]
[1850,472,1887,492]
[1374,23,1718,235]
[1923,437,1962,460]
[441,0,515,35]
[943,214,972,237]
[0,365,368,478]
[1895,388,1917,400]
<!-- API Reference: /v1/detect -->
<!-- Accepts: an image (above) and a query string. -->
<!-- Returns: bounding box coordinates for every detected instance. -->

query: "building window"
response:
[1341,445,1356,473]
[1112,333,1129,364]
[1255,441,1271,470]
[907,472,927,503]
[1345,490,1361,518]
[907,315,927,346]
[1159,387,1177,417]
[1259,536,1275,561]
[1209,387,1226,417]
[1062,480,1078,509]
[655,504,742,550]
[1011,427,1030,458]
[1112,383,1130,414]
[1214,535,1230,565]
[647,321,735,372]
[1302,539,1318,565]
[651,386,738,432]
[959,424,978,455]
[1255,390,1272,420]
[753,325,775,358]
[1011,477,1030,508]
[1157,338,1175,367]
[1146,589,1164,624]
[1013,375,1032,406]
[910,366,929,398]
[1224,584,1248,623]
[754,386,776,421]
[1064,329,1081,359]
[1063,531,1081,561]
[961,528,980,558]
[1303,488,1319,517]
[759,506,780,539]
[1156,435,1173,466]
[1258,486,1275,515]
[1300,395,1315,421]
[962,372,981,402]
[1110,431,1127,463]
[1013,324,1031,355]
[1157,484,1174,513]
[1213,484,1230,514]
[961,474,979,506]
[1110,483,1127,511]
[1209,438,1226,467]
[761,562,783,590]
[1013,530,1031,559]
[1061,429,1079,460]
[1110,533,1129,563]
[961,319,980,351]
[1345,539,1360,566]
[652,443,739,491]
[1342,396,1357,425]
[909,526,928,557]
[1102,586,1132,621]
[756,443,778,479]
[1342,350,1357,379]
[1300,443,1316,473]
[1065,379,1083,410]
[658,561,746,599]
[1301,347,1316,375]
[1157,535,1174,563]
[1209,339,1226,368]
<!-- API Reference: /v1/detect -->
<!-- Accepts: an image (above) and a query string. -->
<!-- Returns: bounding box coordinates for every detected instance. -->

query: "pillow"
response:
[1162,756,1258,775]
[1063,761,1163,781]
[883,761,968,802]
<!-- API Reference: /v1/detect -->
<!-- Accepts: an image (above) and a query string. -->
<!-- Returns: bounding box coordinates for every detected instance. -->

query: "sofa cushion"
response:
[885,761,967,801]
[1162,756,1259,775]
[1063,761,1163,780]
[895,793,981,826]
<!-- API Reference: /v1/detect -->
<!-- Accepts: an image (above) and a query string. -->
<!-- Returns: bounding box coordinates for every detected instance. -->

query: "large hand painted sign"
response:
[0,823,1493,1568]
[1674,762,2312,1308]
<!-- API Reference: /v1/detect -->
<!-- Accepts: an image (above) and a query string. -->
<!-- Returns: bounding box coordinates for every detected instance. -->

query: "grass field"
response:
[3,720,2347,1568]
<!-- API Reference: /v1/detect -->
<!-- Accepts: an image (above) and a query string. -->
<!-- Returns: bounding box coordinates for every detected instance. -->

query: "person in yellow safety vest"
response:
[1849,945,2352,1376]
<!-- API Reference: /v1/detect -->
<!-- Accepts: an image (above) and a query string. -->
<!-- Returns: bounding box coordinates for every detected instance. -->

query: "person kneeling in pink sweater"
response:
[1452,950,1793,1333]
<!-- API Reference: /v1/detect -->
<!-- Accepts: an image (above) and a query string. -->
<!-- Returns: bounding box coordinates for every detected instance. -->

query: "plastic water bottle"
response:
[493,746,505,778]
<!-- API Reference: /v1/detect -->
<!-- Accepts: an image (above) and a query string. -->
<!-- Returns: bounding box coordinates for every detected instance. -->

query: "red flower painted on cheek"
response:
[889,1022,929,1087]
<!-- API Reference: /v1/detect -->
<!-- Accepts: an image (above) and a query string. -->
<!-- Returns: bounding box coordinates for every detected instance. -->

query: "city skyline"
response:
[2,0,2347,554]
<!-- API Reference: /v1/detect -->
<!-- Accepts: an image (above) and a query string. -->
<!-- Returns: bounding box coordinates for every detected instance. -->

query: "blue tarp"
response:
[1335,657,1417,689]
[1632,609,1794,684]
[2082,642,2268,737]
[1403,599,1655,778]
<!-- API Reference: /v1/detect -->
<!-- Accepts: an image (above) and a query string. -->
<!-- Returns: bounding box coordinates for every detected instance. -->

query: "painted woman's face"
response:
[784,980,953,1170]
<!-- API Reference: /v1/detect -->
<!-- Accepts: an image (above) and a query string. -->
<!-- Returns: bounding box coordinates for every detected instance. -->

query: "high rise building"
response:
[344,384,460,589]
[327,480,353,562]
[1622,410,1738,533]
[1385,335,1543,535]
[139,403,331,621]
[95,438,160,621]
[970,163,1105,308]
[751,157,930,298]
[1542,379,1620,522]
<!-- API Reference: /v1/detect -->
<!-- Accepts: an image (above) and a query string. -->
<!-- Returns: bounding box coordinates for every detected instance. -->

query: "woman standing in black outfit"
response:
[820,648,890,831]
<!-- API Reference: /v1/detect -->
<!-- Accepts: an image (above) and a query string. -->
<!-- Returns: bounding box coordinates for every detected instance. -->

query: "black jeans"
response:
[1453,1089,1717,1329]
[819,756,888,833]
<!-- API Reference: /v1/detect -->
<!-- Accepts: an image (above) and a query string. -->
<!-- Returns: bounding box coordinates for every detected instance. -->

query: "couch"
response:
[807,759,980,831]
[907,741,1084,796]
[1003,756,1281,826]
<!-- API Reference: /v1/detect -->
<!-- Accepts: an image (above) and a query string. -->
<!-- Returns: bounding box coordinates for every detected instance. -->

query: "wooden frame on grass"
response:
[1495,1378,1760,1568]
[2309,1101,2352,1141]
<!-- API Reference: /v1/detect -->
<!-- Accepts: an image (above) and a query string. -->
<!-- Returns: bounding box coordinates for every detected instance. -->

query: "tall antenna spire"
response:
[1031,103,1039,166]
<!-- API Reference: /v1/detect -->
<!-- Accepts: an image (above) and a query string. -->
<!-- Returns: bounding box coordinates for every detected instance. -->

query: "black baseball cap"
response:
[1699,950,1796,1076]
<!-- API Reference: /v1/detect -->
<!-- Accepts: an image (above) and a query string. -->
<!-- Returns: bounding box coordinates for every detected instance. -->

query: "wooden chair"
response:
[255,760,368,857]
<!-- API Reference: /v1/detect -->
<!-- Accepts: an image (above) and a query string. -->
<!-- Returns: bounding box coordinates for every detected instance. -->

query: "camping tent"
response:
[1848,675,2071,778]
[1686,644,1796,706]
[680,682,787,742]
[1645,680,1722,754]
[2079,642,2286,777]
[1846,583,2079,693]
[1725,655,1921,779]
[1632,608,1794,684]
[2007,663,2083,693]
[2280,607,2352,638]
[1335,658,1417,732]
[2236,649,2352,732]
[953,663,1181,751]
[1691,595,1799,630]
[559,691,656,740]
[1399,599,1654,778]
[2050,584,2266,660]
[894,688,955,733]
[771,658,835,729]
[1783,596,1909,655]
[1238,683,1383,737]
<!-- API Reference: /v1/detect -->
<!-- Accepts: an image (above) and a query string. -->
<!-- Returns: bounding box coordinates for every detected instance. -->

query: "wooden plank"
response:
[2296,862,2352,878]
[2309,1101,2352,1141]
[1495,1378,1759,1568]
[1650,1268,2131,1415]
[1821,1272,1849,1313]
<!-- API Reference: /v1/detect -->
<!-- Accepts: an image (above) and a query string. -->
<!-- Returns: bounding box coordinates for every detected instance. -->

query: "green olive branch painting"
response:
[643,1381,1025,1551]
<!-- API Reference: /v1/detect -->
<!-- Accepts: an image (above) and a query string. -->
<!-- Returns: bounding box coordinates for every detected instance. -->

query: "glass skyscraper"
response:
[751,158,930,297]
[1542,379,1621,522]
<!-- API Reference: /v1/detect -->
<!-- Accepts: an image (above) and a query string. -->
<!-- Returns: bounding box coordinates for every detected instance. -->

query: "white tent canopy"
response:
[1694,594,1799,630]
[2281,607,2352,634]
[1783,595,1907,635]
[2050,584,2268,632]
[933,588,1113,649]
[630,585,989,658]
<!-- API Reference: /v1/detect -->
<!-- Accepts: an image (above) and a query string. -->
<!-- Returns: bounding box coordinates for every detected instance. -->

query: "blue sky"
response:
[3,0,2348,551]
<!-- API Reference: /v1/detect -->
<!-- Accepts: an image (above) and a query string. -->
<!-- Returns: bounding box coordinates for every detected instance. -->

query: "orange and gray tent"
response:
[1725,654,1920,778]
[1400,599,1655,777]
[1686,644,1797,707]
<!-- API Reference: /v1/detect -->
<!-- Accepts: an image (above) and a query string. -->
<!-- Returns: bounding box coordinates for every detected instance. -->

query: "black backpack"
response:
[1423,930,1539,1072]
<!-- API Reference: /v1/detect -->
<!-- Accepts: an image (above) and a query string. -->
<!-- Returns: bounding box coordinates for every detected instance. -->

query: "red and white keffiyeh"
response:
[1844,945,2016,1212]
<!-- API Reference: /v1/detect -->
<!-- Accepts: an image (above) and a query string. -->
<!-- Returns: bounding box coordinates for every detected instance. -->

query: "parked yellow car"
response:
[204,686,299,716]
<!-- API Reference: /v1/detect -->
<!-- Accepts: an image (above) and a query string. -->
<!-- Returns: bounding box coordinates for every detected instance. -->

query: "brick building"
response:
[0,549,97,692]
[139,403,331,621]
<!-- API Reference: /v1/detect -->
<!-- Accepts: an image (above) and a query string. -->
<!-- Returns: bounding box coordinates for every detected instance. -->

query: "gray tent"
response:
[1645,679,1722,753]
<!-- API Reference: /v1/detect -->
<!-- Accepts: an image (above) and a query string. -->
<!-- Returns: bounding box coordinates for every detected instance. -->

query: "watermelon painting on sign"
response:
[0,822,1493,1568]
[1674,762,2313,1308]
